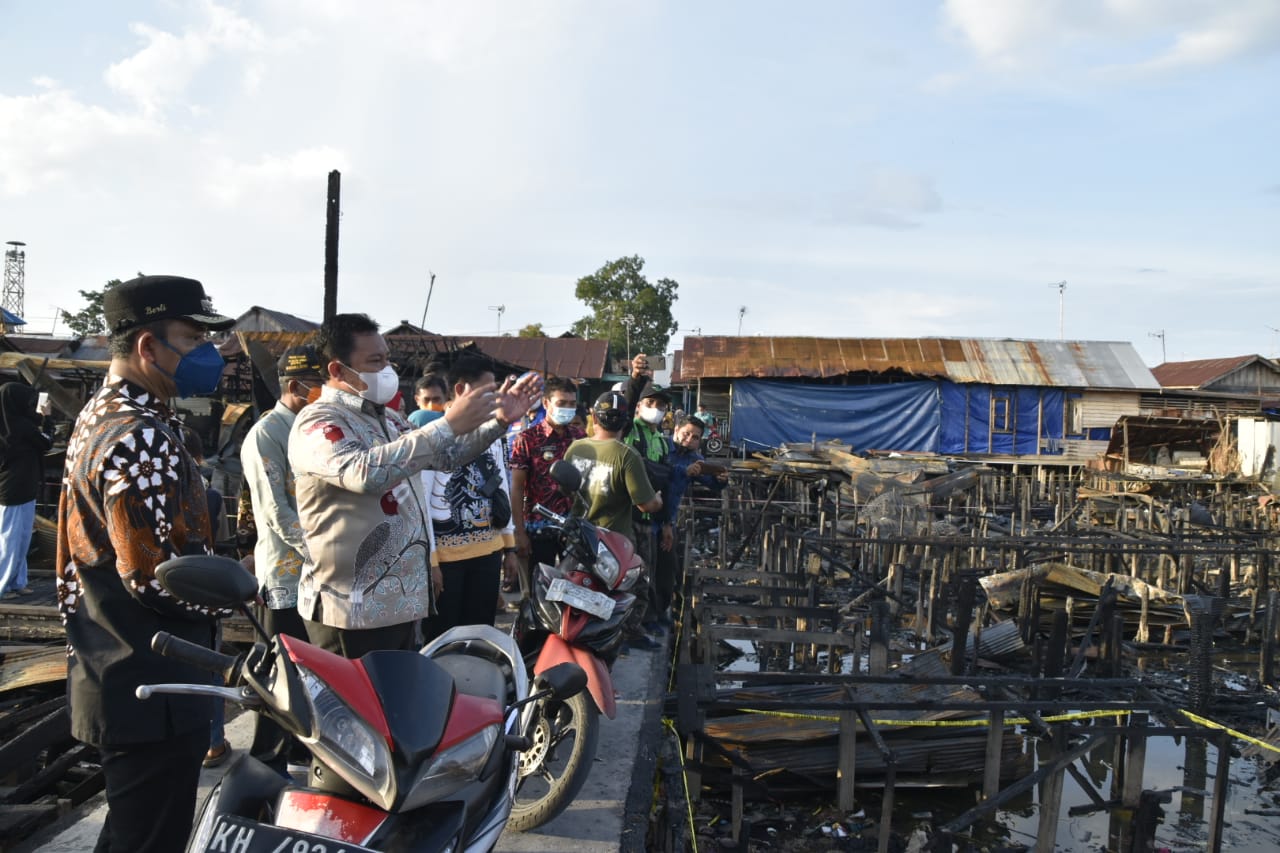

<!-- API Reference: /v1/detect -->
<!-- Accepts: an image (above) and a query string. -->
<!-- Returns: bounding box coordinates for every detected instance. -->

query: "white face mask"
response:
[347,364,400,406]
[639,406,665,426]
[547,406,577,426]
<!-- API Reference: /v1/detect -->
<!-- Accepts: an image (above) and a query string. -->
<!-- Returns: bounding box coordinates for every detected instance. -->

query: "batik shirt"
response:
[425,440,515,563]
[509,419,585,534]
[289,385,504,631]
[56,375,225,746]
[241,400,309,609]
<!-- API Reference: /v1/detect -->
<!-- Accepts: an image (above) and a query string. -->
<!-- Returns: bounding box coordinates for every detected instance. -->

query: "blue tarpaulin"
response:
[938,381,1065,455]
[731,380,940,452]
[0,307,25,326]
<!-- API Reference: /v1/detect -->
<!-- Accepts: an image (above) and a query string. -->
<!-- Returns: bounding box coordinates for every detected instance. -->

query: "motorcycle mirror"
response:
[535,662,588,701]
[156,555,259,608]
[549,460,582,493]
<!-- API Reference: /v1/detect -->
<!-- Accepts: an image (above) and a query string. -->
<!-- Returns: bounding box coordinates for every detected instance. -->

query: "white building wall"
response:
[1237,417,1280,478]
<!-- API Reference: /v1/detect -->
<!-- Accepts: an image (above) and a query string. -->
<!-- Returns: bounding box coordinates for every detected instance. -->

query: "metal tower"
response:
[3,241,25,331]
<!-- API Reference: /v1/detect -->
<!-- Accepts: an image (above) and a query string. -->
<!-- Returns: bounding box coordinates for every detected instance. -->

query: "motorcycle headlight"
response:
[402,724,499,811]
[297,665,396,809]
[594,540,621,588]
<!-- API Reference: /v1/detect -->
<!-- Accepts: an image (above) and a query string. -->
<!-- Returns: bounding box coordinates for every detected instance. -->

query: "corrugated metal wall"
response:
[1081,391,1140,429]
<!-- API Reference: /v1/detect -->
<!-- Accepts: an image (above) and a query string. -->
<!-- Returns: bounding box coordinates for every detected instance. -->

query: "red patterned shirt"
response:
[509,419,585,529]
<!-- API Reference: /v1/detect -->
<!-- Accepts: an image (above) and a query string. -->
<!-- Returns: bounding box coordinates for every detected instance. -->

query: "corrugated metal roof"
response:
[234,306,320,333]
[678,336,1158,389]
[1151,355,1266,389]
[233,331,610,379]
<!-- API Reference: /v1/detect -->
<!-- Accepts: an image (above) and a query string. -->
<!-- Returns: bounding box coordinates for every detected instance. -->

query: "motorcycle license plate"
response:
[204,814,378,853]
[546,577,615,620]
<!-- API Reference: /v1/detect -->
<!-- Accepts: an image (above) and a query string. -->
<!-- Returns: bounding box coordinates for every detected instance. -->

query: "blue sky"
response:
[2,1,1277,365]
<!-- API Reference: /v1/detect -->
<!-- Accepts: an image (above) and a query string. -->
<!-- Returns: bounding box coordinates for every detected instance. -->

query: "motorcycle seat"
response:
[432,653,509,705]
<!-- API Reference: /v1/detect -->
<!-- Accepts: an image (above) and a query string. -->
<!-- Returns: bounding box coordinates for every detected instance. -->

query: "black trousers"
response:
[250,606,309,768]
[94,727,207,853]
[303,617,416,658]
[649,526,679,621]
[629,523,657,631]
[422,552,502,642]
[529,532,562,574]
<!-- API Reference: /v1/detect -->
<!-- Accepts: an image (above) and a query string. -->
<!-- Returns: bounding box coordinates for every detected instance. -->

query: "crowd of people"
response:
[25,274,726,852]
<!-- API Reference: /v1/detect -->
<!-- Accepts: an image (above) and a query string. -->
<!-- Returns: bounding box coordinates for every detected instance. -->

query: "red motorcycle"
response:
[508,461,645,830]
[138,555,586,852]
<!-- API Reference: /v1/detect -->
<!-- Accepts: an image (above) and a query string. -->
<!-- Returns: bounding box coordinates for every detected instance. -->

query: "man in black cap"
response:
[56,275,239,852]
[563,391,663,548]
[239,344,323,769]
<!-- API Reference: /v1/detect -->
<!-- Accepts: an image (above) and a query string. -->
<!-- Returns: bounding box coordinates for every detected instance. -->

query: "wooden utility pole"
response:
[323,170,341,322]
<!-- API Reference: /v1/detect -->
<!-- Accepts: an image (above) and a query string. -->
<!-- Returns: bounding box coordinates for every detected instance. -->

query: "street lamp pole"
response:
[488,304,505,333]
[737,306,747,336]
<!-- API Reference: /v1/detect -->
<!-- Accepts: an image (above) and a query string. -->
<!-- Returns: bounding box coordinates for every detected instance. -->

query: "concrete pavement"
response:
[14,634,668,853]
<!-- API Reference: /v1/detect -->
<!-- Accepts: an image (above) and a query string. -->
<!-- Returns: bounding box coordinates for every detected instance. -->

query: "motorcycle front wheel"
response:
[508,689,600,831]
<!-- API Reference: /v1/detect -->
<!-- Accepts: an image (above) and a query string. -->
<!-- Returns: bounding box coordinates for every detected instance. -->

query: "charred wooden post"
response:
[1034,725,1068,853]
[1262,589,1279,686]
[1206,731,1232,853]
[950,575,977,676]
[836,686,858,812]
[323,170,340,322]
[1188,602,1216,714]
[1129,789,1172,853]
[983,709,1005,800]
[1121,712,1148,809]
[869,599,890,676]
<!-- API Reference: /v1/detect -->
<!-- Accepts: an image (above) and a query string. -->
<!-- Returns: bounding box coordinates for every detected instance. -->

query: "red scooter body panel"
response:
[534,634,616,719]
[275,790,388,844]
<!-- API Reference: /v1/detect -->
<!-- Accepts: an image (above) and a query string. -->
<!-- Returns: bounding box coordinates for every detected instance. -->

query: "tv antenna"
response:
[737,305,747,336]
[1148,330,1166,364]
[488,304,505,333]
[1048,281,1066,339]
[418,271,436,330]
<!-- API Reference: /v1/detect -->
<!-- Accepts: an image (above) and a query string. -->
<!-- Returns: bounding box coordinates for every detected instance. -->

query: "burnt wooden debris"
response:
[0,646,102,847]
[655,445,1280,852]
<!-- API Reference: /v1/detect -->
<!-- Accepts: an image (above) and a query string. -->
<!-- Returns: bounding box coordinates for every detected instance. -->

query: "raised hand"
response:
[443,381,499,433]
[495,372,544,425]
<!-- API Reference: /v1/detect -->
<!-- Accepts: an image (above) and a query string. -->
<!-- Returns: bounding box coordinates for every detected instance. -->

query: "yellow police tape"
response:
[728,706,1280,755]
[732,707,1130,727]
[663,718,700,853]
[1179,709,1280,756]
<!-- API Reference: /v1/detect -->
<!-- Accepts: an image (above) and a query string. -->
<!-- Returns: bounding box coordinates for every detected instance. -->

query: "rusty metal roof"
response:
[1151,355,1266,389]
[233,331,609,379]
[677,336,1157,389]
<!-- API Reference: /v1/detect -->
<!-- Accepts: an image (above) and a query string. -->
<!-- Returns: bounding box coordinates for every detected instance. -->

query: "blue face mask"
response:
[156,339,226,398]
[547,406,576,426]
[417,409,444,424]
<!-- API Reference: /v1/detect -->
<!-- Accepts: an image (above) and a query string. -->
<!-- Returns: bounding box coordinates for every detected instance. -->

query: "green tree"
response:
[517,322,546,338]
[60,278,127,337]
[569,256,678,358]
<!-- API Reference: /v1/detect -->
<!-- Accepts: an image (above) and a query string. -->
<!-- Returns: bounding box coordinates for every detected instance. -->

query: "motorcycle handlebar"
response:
[151,631,238,678]
[530,504,568,526]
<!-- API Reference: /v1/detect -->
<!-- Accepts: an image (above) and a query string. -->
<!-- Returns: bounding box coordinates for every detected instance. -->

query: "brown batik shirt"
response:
[56,375,228,747]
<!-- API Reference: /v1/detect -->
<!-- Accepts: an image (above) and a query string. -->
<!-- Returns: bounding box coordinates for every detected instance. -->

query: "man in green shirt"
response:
[563,391,662,543]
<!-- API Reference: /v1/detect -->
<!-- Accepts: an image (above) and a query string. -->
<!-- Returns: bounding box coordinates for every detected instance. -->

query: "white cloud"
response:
[205,146,350,206]
[104,0,274,115]
[0,87,162,195]
[942,0,1280,72]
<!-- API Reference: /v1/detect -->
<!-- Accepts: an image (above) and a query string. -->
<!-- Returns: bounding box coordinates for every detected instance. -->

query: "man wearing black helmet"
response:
[562,391,662,545]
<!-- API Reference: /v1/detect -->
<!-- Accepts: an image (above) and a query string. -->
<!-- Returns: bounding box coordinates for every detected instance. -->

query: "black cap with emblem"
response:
[103,275,237,334]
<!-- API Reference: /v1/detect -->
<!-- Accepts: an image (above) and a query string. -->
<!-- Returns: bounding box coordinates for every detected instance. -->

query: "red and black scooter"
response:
[137,555,585,852]
[508,460,646,830]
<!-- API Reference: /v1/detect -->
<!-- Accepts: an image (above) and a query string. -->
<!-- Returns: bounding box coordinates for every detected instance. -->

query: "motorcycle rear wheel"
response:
[508,690,600,831]
[705,436,724,454]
